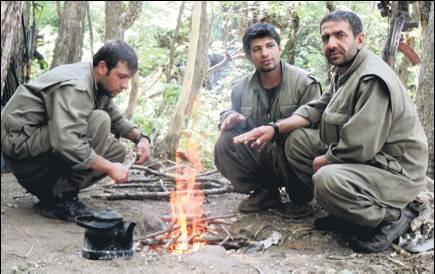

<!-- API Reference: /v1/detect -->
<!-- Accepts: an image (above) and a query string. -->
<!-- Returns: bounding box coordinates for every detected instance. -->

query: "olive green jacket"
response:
[1,62,136,169]
[220,61,321,130]
[295,49,428,189]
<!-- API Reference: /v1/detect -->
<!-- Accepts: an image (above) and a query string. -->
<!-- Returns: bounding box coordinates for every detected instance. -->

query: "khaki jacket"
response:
[1,62,136,169]
[295,49,428,190]
[220,61,321,130]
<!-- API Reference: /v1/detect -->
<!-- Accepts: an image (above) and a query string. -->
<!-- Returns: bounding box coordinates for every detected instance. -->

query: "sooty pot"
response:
[75,209,136,260]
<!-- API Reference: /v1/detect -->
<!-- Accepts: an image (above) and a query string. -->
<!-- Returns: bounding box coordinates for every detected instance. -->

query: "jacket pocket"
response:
[1,115,30,158]
[240,106,252,118]
[370,152,409,177]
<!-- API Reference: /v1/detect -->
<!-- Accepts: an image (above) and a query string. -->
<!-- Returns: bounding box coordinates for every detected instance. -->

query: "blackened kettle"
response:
[75,209,136,260]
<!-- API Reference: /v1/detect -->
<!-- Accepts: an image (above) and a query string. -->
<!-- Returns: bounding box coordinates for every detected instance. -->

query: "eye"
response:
[337,32,346,39]
[321,35,329,43]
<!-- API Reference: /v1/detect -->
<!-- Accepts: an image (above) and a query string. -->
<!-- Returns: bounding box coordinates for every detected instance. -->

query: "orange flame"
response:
[168,132,206,254]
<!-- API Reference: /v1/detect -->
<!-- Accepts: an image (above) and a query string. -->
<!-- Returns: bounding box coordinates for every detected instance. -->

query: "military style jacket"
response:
[295,49,428,190]
[1,62,136,169]
[220,61,321,130]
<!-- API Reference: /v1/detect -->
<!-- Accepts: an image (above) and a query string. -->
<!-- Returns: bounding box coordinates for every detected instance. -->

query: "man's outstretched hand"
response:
[233,125,275,152]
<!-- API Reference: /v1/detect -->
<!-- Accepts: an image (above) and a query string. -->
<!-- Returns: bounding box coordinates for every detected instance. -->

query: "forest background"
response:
[1,1,433,178]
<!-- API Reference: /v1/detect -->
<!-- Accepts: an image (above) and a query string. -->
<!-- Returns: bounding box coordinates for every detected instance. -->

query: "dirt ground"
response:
[1,170,434,274]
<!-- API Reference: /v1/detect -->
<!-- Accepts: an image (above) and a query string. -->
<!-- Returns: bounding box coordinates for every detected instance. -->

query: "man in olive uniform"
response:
[214,23,322,215]
[1,40,151,222]
[234,11,428,253]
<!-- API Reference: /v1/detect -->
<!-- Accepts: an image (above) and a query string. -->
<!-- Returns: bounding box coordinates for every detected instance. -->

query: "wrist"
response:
[265,122,279,139]
[134,132,151,145]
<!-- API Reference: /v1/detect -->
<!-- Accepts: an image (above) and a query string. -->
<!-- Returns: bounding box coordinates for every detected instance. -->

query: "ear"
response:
[356,32,365,49]
[97,61,108,75]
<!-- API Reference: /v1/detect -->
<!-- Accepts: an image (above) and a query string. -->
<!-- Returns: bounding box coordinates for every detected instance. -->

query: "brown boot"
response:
[238,188,282,213]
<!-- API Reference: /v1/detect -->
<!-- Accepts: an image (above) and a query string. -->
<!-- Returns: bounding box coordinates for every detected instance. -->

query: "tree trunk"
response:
[125,74,139,120]
[166,1,185,83]
[418,1,432,38]
[285,10,300,65]
[50,1,86,69]
[103,1,143,120]
[104,1,143,41]
[1,1,26,96]
[416,1,434,178]
[158,1,209,159]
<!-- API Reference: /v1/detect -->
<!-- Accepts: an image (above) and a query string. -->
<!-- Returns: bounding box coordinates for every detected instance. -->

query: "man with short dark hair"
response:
[1,40,151,222]
[215,23,321,216]
[234,10,428,253]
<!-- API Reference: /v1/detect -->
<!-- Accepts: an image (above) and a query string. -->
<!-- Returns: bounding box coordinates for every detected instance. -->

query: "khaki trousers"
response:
[286,128,413,227]
[214,128,314,204]
[7,110,126,202]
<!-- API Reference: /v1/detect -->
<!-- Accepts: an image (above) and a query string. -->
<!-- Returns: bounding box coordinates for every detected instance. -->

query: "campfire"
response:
[166,140,207,254]
[131,134,246,253]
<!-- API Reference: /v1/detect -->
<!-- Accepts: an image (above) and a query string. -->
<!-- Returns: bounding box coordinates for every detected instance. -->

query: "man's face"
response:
[97,61,133,98]
[248,36,281,72]
[320,20,364,67]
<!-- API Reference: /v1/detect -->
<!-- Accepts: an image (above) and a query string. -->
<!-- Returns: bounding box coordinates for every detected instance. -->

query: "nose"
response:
[121,79,129,90]
[325,36,338,50]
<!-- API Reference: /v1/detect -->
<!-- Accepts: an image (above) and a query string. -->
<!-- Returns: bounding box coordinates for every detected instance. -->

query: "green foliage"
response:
[34,1,59,27]
[27,1,424,168]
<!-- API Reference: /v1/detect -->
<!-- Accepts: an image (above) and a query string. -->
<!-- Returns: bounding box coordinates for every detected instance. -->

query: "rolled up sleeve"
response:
[294,90,331,124]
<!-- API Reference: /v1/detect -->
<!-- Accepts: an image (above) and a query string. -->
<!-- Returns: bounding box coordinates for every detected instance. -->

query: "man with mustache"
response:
[233,10,428,253]
[215,23,322,216]
[1,40,151,222]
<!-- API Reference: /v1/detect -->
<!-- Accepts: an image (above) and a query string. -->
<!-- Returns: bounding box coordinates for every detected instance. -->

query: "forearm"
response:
[89,154,115,174]
[276,115,311,135]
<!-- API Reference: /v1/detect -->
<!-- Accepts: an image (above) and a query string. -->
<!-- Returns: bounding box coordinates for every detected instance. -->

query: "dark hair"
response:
[93,40,138,73]
[242,22,281,56]
[320,10,363,37]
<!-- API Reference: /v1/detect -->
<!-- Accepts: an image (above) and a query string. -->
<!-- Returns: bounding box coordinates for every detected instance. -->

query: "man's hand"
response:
[220,112,246,133]
[233,125,275,152]
[135,137,151,164]
[108,162,129,184]
[312,154,330,173]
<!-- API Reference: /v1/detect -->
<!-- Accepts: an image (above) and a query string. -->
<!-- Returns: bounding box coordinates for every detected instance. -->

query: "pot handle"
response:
[75,215,97,230]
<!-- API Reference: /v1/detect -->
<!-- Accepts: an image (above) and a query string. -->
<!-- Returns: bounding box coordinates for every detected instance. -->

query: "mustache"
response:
[326,48,343,56]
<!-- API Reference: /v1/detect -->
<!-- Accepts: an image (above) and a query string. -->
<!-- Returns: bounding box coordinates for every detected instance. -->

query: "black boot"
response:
[350,208,417,253]
[314,214,373,238]
[37,196,94,222]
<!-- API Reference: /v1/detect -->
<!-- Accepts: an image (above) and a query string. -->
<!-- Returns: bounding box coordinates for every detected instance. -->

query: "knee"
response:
[88,110,110,135]
[215,130,237,156]
[285,128,306,161]
[313,165,340,204]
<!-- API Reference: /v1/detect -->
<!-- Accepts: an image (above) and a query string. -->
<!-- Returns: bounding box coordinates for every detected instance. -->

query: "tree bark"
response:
[158,1,209,159]
[125,74,139,120]
[416,1,434,178]
[1,1,26,96]
[104,1,143,41]
[86,2,94,56]
[50,1,86,69]
[166,1,185,83]
[285,10,300,65]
